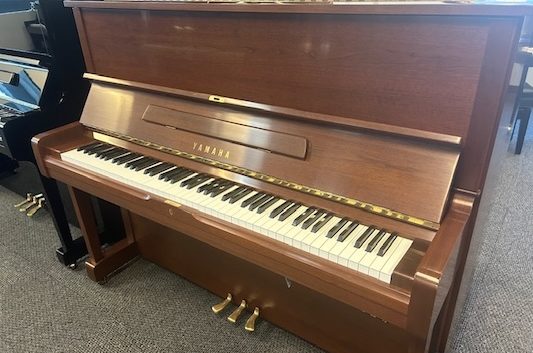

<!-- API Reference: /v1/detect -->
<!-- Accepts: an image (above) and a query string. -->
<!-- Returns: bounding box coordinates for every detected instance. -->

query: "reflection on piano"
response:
[0,0,90,266]
[32,2,531,353]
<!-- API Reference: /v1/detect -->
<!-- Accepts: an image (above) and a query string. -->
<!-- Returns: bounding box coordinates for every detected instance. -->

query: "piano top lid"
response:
[64,0,533,16]
[80,76,461,228]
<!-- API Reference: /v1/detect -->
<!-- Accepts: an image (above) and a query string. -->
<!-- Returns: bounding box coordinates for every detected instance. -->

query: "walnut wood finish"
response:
[80,81,460,225]
[69,3,529,194]
[34,120,471,352]
[33,3,529,353]
[132,214,411,353]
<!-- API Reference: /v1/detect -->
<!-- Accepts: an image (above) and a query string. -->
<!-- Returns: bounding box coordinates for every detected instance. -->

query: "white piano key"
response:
[61,146,414,285]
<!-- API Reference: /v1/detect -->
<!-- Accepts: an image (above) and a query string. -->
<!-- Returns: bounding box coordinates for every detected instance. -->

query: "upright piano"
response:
[32,2,531,352]
[0,0,89,266]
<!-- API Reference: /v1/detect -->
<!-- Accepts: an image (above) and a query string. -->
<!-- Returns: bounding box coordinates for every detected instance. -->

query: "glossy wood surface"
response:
[64,1,533,16]
[34,4,528,353]
[33,122,472,352]
[77,9,486,139]
[133,214,411,353]
[81,81,460,224]
[71,6,524,195]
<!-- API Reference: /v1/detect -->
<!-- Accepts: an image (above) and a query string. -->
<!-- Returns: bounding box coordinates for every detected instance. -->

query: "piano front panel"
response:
[131,213,412,353]
[76,8,488,138]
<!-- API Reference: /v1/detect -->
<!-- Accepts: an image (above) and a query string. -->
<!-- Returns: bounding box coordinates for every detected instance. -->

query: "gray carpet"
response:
[0,127,532,353]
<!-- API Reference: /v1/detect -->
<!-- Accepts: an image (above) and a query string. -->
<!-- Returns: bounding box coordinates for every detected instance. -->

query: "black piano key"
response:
[186,175,211,189]
[326,218,349,238]
[95,146,118,158]
[366,230,386,252]
[377,233,398,256]
[354,227,376,248]
[301,210,325,230]
[206,180,231,196]
[311,213,333,233]
[126,157,147,169]
[229,188,253,204]
[115,153,142,165]
[169,169,195,184]
[180,173,200,187]
[199,179,221,194]
[210,181,235,197]
[241,192,265,208]
[292,207,316,226]
[337,221,360,242]
[145,162,173,175]
[111,152,133,163]
[257,197,279,214]
[87,144,111,155]
[131,157,155,170]
[126,156,148,168]
[269,200,292,219]
[222,186,245,201]
[77,142,100,152]
[134,159,159,171]
[172,170,195,184]
[249,194,272,211]
[159,167,182,181]
[82,143,106,154]
[278,203,301,222]
[178,173,200,187]
[103,148,128,160]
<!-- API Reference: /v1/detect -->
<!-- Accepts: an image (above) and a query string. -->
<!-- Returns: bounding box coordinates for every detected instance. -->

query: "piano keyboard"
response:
[61,142,414,284]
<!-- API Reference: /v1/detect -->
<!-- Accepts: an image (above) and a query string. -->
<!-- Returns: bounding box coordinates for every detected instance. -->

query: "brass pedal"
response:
[245,307,260,332]
[227,300,246,323]
[14,193,33,208]
[27,199,45,217]
[19,193,44,212]
[212,293,232,314]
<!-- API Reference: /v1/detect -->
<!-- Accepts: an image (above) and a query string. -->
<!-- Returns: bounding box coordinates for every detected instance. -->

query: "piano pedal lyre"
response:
[227,300,247,323]
[211,293,232,314]
[244,307,260,332]
[14,193,33,208]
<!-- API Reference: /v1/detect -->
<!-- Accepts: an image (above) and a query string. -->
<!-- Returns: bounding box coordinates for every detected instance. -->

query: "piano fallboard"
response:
[79,79,461,227]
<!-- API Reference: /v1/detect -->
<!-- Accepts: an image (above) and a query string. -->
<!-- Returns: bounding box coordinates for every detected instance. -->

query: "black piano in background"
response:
[0,0,117,267]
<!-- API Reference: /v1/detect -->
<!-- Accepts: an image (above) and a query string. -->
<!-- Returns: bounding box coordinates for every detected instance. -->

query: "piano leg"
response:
[68,186,138,282]
[0,154,18,176]
[38,174,87,267]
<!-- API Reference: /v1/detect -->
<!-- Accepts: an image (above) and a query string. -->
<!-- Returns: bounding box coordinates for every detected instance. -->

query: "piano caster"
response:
[227,300,247,323]
[245,307,260,332]
[68,263,78,270]
[212,293,232,314]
